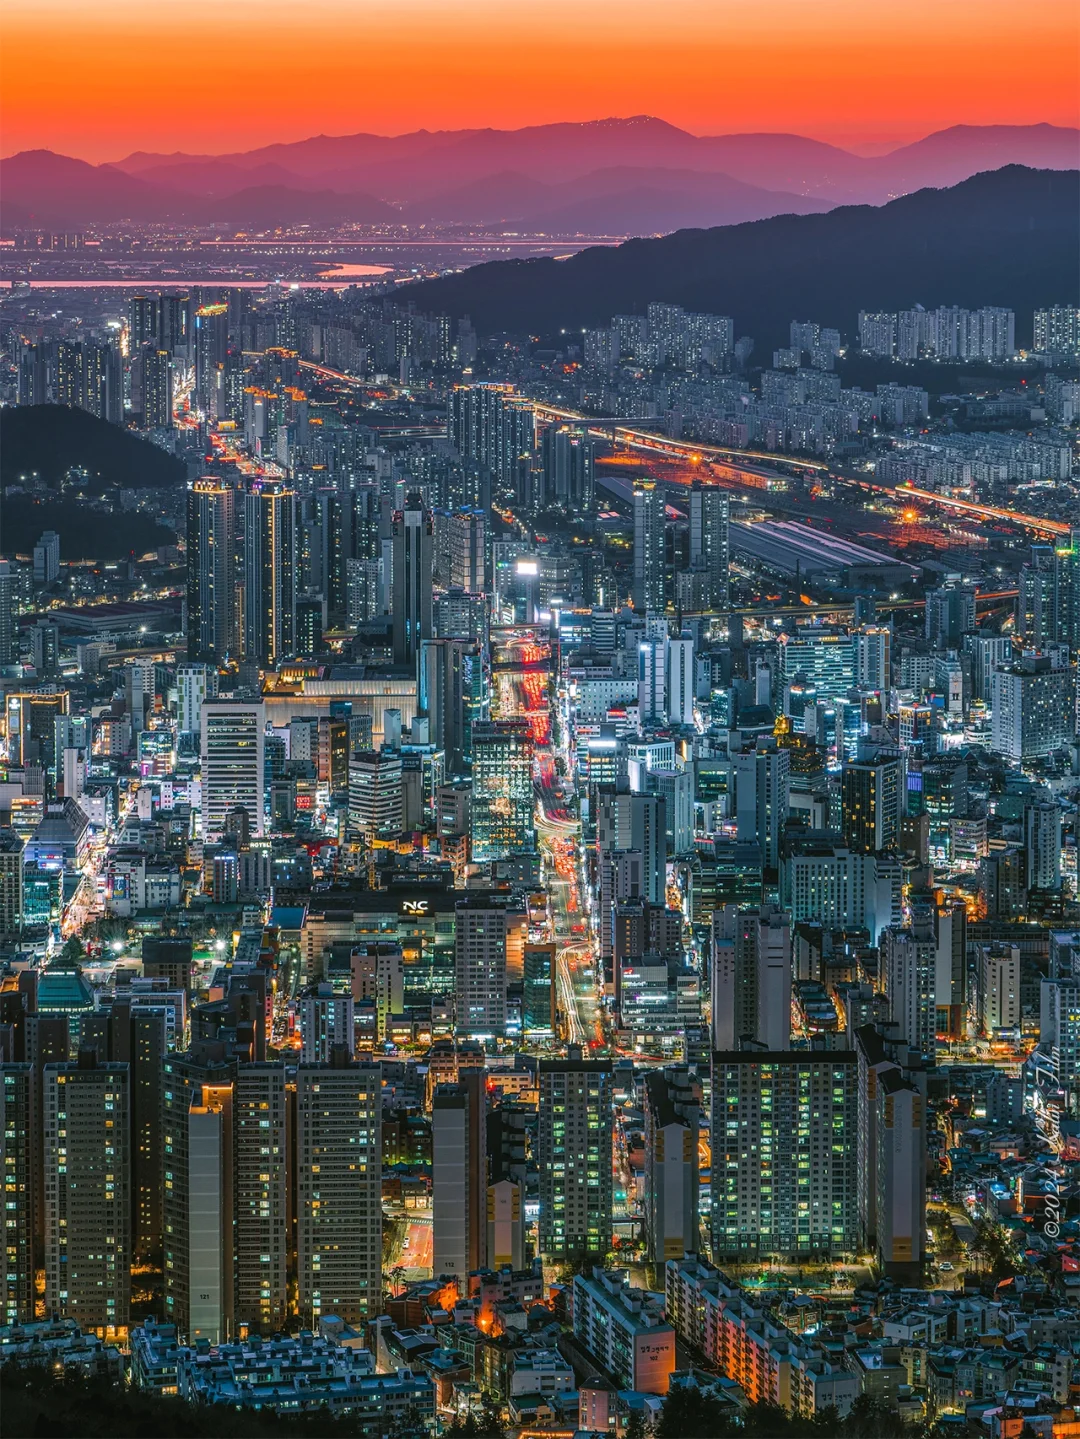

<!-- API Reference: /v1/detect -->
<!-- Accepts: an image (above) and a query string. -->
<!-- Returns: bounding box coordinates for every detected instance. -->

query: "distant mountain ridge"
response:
[1,119,1076,235]
[400,167,1080,350]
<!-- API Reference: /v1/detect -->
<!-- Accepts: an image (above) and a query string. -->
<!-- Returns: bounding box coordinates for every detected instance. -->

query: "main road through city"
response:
[492,630,604,1050]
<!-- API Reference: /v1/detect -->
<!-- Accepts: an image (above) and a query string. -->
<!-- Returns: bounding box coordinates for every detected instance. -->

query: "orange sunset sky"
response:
[2,0,1078,160]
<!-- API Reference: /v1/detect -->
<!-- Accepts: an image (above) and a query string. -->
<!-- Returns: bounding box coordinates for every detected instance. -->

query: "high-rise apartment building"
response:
[665,635,695,727]
[44,1053,130,1334]
[296,1057,382,1326]
[980,945,1021,1036]
[449,509,487,594]
[539,1057,614,1261]
[233,1063,289,1336]
[711,1048,858,1260]
[1025,801,1062,891]
[0,831,25,938]
[1033,306,1080,357]
[1,1064,34,1325]
[991,658,1073,763]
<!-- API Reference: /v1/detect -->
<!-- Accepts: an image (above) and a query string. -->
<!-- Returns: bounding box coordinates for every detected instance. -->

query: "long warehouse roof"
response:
[731,520,918,574]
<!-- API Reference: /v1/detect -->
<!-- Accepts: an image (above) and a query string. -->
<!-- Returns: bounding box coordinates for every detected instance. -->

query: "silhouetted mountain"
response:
[521,167,832,234]
[129,158,327,195]
[873,123,1080,193]
[401,167,1080,349]
[0,152,395,229]
[0,150,163,225]
[108,118,1079,206]
[406,166,831,232]
[6,121,1077,232]
[0,405,185,493]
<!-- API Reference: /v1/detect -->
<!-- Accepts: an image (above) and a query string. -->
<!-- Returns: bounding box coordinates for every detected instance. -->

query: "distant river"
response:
[0,275,388,290]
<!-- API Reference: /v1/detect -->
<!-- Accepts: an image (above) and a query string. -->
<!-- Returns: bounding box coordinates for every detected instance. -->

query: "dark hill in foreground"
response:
[401,166,1079,350]
[0,405,186,492]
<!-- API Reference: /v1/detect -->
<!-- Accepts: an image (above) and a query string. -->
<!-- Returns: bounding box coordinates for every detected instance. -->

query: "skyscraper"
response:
[142,348,173,430]
[243,483,297,668]
[161,1047,236,1340]
[643,1068,699,1265]
[538,1056,613,1262]
[855,1027,927,1282]
[841,758,900,854]
[596,791,666,907]
[391,493,434,667]
[449,508,487,594]
[177,662,218,737]
[454,898,509,1036]
[1026,801,1062,891]
[419,638,485,775]
[431,1066,487,1284]
[470,721,535,861]
[688,481,729,610]
[348,749,404,838]
[300,981,355,1063]
[194,301,229,418]
[200,699,265,841]
[711,905,793,1051]
[633,480,665,614]
[882,916,937,1058]
[734,740,791,871]
[854,626,891,690]
[665,634,695,726]
[186,479,237,663]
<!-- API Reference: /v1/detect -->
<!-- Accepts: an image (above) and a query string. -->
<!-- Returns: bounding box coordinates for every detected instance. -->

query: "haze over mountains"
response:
[1,117,1076,234]
[403,167,1080,351]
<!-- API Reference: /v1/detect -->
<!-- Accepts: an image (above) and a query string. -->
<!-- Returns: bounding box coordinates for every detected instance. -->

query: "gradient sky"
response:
[3,0,1078,160]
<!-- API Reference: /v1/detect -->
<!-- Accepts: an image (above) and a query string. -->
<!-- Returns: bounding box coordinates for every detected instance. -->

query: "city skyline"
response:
[1,0,1077,160]
[0,0,1078,1428]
